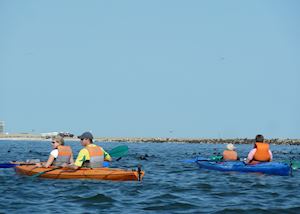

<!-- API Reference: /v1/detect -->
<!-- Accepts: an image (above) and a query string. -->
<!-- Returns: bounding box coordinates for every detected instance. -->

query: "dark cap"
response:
[78,131,93,140]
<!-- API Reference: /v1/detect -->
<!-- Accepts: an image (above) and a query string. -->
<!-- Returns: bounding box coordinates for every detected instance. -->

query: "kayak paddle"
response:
[292,161,300,170]
[0,163,20,168]
[183,155,223,163]
[283,160,300,170]
[0,162,36,168]
[31,167,61,178]
[108,145,128,158]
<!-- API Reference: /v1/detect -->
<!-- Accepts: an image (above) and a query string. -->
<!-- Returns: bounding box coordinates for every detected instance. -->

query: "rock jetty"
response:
[94,137,300,145]
[1,134,300,145]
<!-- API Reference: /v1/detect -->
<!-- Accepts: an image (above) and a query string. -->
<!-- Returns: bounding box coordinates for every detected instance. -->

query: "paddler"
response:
[68,131,112,169]
[222,143,239,161]
[36,135,74,168]
[245,134,273,164]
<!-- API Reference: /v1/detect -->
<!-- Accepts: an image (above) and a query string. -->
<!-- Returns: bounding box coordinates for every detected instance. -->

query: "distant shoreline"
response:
[1,134,300,145]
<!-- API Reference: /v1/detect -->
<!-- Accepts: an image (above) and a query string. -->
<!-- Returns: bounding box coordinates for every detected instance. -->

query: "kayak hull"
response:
[15,165,144,181]
[196,159,291,176]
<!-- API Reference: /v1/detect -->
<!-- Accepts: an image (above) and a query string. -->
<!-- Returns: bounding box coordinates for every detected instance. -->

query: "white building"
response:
[41,132,59,138]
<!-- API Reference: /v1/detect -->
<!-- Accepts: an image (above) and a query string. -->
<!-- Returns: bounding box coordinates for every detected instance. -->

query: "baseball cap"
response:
[78,131,93,140]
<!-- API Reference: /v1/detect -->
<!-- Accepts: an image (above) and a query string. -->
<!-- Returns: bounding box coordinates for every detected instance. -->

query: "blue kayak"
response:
[196,158,291,176]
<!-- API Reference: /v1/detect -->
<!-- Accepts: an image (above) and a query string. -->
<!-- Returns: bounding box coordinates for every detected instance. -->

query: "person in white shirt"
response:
[36,135,74,168]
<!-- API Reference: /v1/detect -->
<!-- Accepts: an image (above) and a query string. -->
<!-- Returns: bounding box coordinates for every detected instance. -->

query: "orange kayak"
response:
[15,165,144,181]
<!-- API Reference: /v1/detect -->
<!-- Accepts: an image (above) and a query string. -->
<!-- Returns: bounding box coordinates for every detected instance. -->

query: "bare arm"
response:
[43,155,55,168]
[245,148,256,164]
[70,153,75,164]
[62,163,79,170]
[103,149,112,162]
[36,155,55,168]
[269,150,273,161]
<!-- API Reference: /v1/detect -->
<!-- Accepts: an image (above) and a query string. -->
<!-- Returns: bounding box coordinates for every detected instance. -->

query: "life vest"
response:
[52,146,73,166]
[223,150,238,161]
[82,145,104,168]
[253,142,270,162]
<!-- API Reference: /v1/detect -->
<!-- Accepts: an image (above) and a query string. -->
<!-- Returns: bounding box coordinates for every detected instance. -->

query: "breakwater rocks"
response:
[1,134,300,145]
[95,137,300,145]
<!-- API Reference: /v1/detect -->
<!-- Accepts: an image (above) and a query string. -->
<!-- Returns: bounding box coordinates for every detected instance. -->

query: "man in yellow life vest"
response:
[69,132,112,169]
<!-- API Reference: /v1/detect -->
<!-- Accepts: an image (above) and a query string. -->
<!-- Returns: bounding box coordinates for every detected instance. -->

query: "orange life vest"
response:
[83,145,104,168]
[253,142,270,162]
[223,150,238,161]
[52,145,73,166]
[86,145,104,157]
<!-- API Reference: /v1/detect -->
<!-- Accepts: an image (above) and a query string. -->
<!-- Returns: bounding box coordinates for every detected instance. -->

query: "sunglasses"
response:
[80,138,85,141]
[52,141,57,144]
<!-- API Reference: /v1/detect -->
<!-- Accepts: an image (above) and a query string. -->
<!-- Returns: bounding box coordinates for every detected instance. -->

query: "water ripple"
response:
[70,193,116,203]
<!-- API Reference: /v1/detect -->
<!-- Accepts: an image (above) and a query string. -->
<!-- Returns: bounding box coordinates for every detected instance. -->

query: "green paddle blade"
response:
[108,145,128,158]
[283,160,300,170]
[291,161,300,170]
[210,155,223,161]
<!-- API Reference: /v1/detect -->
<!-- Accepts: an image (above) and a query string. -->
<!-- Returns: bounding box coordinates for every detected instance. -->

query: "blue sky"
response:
[1,1,299,138]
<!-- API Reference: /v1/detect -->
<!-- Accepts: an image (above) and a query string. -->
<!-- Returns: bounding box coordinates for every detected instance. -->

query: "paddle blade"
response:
[283,160,300,170]
[291,161,300,170]
[108,145,128,158]
[210,155,223,161]
[0,163,17,168]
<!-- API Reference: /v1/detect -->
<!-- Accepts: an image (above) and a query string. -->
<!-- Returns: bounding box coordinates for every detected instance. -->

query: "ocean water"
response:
[0,140,299,214]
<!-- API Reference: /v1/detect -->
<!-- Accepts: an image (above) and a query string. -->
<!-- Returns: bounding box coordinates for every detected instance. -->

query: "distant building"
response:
[0,121,4,134]
[41,132,59,139]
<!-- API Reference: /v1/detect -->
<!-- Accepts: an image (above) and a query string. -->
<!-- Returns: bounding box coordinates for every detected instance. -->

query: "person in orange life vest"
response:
[222,143,239,161]
[245,134,273,164]
[36,135,74,168]
[68,132,112,170]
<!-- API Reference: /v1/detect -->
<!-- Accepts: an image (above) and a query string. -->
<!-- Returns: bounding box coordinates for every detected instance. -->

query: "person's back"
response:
[253,141,270,162]
[52,145,73,166]
[81,144,105,168]
[223,143,238,161]
[246,135,272,164]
